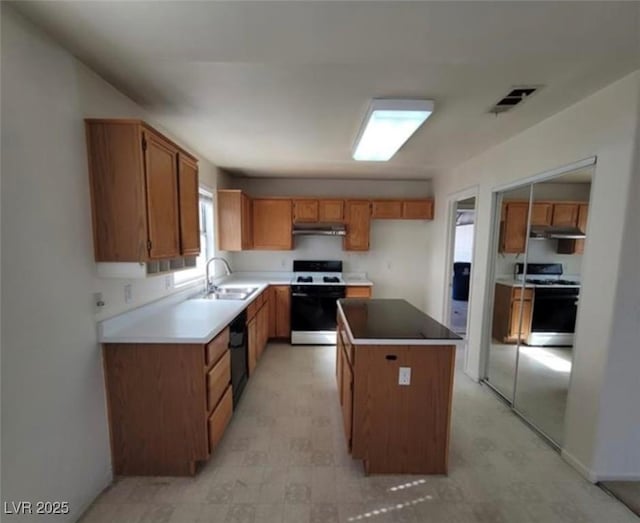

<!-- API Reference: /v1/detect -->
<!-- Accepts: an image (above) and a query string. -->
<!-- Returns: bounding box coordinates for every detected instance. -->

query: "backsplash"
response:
[230,220,432,311]
[496,239,583,278]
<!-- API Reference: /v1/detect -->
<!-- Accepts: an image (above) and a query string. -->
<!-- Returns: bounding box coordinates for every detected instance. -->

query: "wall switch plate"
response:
[93,292,105,311]
[165,275,173,289]
[399,367,411,386]
[124,284,133,304]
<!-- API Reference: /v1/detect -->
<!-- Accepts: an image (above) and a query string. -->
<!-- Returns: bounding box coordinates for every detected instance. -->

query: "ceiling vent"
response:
[489,86,541,115]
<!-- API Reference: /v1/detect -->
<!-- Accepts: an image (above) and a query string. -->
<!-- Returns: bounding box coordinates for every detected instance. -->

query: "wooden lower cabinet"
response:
[341,348,354,452]
[345,286,372,299]
[272,285,291,338]
[208,386,233,454]
[492,283,534,343]
[103,327,231,476]
[248,316,258,376]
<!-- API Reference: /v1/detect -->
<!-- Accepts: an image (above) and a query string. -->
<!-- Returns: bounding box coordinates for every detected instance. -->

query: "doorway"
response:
[445,193,477,337]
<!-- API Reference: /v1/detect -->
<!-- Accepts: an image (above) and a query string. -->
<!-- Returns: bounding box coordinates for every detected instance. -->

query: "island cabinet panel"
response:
[351,345,455,474]
[252,199,293,250]
[319,200,344,222]
[341,348,354,451]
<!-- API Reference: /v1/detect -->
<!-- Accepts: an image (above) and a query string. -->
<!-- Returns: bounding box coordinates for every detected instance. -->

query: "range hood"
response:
[292,223,346,237]
[530,226,586,240]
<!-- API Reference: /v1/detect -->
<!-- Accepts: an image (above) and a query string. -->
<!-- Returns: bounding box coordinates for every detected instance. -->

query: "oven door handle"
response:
[291,293,345,298]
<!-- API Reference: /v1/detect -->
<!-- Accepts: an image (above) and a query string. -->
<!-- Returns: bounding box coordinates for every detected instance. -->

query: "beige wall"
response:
[427,72,640,480]
[229,177,435,311]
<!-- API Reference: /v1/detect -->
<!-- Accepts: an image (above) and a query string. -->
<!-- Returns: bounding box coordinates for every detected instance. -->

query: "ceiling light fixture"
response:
[352,99,434,161]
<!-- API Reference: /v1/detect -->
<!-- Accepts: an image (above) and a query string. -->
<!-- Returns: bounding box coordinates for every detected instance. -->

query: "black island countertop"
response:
[337,298,463,346]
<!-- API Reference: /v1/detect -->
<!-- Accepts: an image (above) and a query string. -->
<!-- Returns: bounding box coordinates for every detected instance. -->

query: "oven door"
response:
[528,288,579,346]
[291,286,345,344]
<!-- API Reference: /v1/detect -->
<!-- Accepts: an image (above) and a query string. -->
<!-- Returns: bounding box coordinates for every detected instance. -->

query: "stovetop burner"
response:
[297,276,313,283]
[525,278,580,286]
[323,276,340,283]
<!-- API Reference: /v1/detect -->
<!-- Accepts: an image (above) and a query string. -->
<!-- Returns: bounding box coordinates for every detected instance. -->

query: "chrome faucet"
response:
[205,257,232,293]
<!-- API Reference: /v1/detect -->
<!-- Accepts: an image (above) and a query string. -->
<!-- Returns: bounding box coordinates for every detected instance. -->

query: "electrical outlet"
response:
[398,367,411,386]
[94,292,105,311]
[124,284,133,304]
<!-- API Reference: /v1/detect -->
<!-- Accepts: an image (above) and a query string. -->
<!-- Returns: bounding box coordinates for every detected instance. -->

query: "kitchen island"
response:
[336,299,462,475]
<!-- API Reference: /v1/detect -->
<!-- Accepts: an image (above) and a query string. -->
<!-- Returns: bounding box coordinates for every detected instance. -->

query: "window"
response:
[173,189,215,286]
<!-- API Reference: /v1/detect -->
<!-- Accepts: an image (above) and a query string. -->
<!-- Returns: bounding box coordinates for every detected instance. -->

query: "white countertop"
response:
[99,271,373,344]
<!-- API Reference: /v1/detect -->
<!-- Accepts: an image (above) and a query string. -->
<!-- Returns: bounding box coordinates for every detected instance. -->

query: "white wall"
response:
[426,71,640,480]
[0,8,226,522]
[229,177,435,311]
[454,224,474,263]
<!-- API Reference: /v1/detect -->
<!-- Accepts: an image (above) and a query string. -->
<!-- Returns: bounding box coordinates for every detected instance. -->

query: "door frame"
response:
[442,185,479,373]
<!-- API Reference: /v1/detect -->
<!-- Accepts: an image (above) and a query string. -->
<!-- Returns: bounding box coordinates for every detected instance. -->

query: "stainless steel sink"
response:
[191,286,258,301]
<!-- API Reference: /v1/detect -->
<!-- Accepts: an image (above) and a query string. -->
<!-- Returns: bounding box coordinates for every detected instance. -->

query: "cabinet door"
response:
[144,131,181,259]
[501,203,528,254]
[552,204,579,227]
[248,317,257,376]
[274,286,291,338]
[319,200,344,222]
[344,201,371,251]
[341,350,353,450]
[178,154,200,256]
[345,286,372,299]
[531,203,553,226]
[268,287,276,338]
[574,204,588,254]
[241,194,253,249]
[402,199,434,220]
[371,200,402,219]
[293,200,319,223]
[509,299,532,341]
[252,199,293,250]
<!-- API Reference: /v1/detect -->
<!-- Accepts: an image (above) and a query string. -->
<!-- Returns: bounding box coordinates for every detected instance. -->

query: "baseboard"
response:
[561,449,598,483]
[595,472,640,482]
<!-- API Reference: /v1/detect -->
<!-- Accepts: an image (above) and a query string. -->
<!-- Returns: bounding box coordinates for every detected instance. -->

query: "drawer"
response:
[346,286,372,298]
[208,385,233,454]
[206,327,229,367]
[207,350,231,412]
[511,287,534,300]
[247,299,258,321]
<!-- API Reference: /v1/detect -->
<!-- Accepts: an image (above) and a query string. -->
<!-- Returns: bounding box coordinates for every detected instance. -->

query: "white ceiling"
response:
[13,1,640,179]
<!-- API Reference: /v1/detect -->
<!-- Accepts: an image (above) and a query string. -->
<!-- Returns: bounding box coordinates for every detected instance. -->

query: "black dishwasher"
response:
[229,311,248,407]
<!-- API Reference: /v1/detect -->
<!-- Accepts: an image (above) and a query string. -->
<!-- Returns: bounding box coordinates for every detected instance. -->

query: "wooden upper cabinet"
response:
[318,200,344,222]
[252,199,293,250]
[344,200,371,251]
[85,120,198,262]
[558,203,589,255]
[552,203,580,227]
[293,200,319,223]
[500,202,528,254]
[144,131,181,259]
[177,154,200,256]
[217,190,252,251]
[371,200,403,219]
[402,199,434,220]
[530,203,553,226]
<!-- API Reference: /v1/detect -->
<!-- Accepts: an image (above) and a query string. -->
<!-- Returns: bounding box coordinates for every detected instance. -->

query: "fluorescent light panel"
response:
[353,99,434,161]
